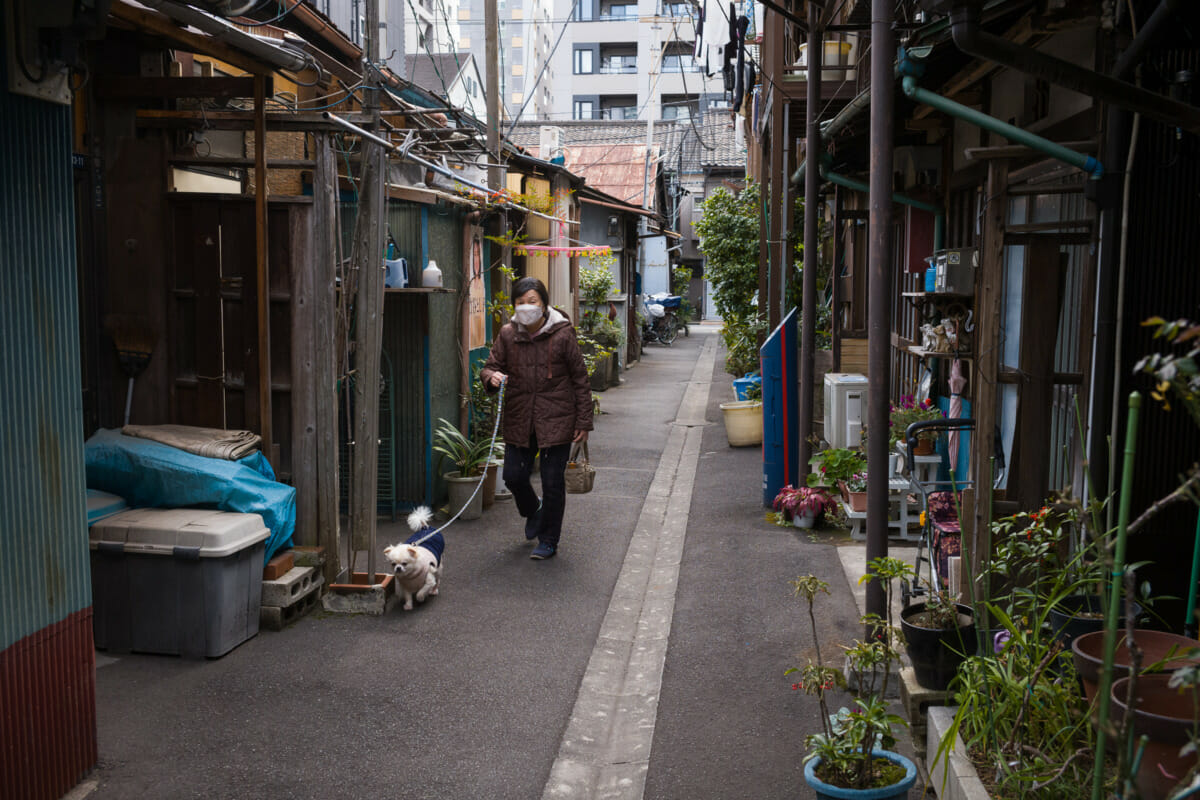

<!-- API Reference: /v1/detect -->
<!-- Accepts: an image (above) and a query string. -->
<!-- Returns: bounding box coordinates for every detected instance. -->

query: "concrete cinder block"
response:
[262,551,295,581]
[261,566,317,607]
[322,573,395,616]
[926,705,991,800]
[259,577,323,631]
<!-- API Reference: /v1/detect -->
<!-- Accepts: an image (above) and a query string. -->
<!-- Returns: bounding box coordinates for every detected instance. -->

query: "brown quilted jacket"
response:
[480,307,593,448]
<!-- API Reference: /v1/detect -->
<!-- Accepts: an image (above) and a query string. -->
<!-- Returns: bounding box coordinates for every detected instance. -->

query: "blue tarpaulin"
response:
[84,429,295,563]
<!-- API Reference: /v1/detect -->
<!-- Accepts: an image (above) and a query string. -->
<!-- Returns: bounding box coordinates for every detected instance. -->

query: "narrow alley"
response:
[85,327,890,800]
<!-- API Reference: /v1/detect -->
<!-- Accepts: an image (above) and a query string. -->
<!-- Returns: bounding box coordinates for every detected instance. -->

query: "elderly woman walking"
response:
[480,277,593,560]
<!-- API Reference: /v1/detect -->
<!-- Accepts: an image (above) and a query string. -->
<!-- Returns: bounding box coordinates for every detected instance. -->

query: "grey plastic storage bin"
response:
[90,508,270,658]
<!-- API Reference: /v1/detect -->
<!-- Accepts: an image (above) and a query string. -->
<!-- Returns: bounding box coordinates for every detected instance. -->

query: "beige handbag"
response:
[564,442,596,494]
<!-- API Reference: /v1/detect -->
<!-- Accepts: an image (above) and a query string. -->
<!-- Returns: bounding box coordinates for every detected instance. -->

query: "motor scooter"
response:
[640,293,681,345]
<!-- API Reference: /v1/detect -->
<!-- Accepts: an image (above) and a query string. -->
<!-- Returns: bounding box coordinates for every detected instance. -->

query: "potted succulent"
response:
[888,396,943,455]
[839,471,868,513]
[773,485,836,529]
[787,559,919,798]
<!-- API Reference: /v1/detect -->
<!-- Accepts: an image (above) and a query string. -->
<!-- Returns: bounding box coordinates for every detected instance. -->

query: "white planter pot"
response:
[719,400,762,447]
[793,510,817,529]
[444,471,484,520]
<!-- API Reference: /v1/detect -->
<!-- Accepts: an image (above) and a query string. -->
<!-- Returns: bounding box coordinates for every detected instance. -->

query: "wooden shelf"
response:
[900,291,973,299]
[907,346,973,361]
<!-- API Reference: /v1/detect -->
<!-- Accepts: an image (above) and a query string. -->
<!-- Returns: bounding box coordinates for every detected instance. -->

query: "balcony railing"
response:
[599,5,638,18]
[600,62,638,74]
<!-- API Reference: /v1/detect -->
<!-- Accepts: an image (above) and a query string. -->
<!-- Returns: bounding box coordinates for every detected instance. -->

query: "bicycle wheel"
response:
[659,316,679,345]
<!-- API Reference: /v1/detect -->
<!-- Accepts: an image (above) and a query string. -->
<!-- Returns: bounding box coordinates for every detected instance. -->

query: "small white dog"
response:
[383,507,445,611]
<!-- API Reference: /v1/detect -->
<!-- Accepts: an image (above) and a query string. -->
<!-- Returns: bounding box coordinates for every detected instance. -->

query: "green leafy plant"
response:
[889,395,945,448]
[694,182,761,323]
[1136,315,1200,429]
[786,558,913,791]
[720,312,766,377]
[808,448,866,488]
[433,418,502,477]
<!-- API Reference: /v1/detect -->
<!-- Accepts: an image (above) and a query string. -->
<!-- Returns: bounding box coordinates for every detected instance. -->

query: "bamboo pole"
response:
[1092,391,1142,800]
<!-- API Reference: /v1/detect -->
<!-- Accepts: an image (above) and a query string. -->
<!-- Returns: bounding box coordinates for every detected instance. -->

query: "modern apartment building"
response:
[457,0,556,120]
[549,0,731,122]
[310,0,410,74]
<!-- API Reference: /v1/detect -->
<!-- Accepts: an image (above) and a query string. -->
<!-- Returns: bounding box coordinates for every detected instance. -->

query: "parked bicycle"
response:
[641,293,682,345]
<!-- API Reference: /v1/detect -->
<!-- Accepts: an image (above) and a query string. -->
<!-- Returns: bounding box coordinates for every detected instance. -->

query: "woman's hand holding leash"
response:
[488,372,507,388]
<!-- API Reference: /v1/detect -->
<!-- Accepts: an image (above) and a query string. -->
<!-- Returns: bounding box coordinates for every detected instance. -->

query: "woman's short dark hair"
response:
[512,276,550,307]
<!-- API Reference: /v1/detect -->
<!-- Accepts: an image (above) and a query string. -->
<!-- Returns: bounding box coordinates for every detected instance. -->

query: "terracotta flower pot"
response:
[1111,674,1200,800]
[1072,629,1199,702]
[913,438,935,456]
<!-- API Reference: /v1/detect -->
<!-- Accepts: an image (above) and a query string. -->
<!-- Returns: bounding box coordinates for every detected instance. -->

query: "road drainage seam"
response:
[542,338,715,800]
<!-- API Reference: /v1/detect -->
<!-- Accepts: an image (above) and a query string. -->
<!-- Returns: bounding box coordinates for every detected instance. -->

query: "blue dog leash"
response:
[410,377,507,546]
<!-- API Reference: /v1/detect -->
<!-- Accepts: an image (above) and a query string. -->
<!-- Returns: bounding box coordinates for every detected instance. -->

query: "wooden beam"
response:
[96,75,268,99]
[254,74,274,463]
[136,109,367,131]
[313,133,342,585]
[170,157,314,168]
[912,16,1039,120]
[971,159,1008,593]
[964,140,1098,162]
[1012,241,1066,510]
[109,1,275,76]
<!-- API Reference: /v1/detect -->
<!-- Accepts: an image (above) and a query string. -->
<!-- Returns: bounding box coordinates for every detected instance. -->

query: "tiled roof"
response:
[677,117,744,171]
[510,115,743,176]
[561,143,660,207]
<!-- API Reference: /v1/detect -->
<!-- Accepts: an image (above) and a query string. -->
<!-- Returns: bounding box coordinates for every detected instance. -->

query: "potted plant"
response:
[888,396,943,455]
[787,559,919,798]
[433,418,501,521]
[839,471,868,513]
[809,447,866,490]
[899,586,977,691]
[772,485,835,529]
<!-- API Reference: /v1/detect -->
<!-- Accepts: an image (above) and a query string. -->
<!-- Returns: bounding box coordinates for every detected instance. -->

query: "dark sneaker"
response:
[524,499,542,540]
[530,541,557,560]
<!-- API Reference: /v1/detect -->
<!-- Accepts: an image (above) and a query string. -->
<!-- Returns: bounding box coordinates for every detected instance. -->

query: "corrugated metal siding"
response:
[1119,47,1200,626]
[379,203,465,506]
[0,57,97,798]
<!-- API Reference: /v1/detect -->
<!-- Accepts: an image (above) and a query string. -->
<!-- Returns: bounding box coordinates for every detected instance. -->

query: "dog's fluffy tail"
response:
[407,505,434,532]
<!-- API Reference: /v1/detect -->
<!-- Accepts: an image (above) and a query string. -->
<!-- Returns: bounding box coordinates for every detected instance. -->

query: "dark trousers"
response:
[503,436,571,545]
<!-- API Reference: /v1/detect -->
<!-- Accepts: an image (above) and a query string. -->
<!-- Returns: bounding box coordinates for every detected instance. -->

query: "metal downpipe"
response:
[949,2,1200,136]
[817,163,945,251]
[799,5,821,478]
[899,72,1104,179]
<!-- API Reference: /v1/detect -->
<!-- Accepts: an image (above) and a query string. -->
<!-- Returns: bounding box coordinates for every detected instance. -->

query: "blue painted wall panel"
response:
[0,87,91,650]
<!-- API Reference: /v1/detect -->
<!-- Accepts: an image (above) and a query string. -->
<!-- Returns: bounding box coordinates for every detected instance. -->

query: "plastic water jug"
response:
[421,259,443,288]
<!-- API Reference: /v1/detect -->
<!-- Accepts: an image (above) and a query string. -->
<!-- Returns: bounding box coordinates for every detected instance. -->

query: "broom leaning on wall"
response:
[104,315,158,426]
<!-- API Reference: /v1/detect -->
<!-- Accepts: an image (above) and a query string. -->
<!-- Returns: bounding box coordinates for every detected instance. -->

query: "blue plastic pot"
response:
[803,750,917,800]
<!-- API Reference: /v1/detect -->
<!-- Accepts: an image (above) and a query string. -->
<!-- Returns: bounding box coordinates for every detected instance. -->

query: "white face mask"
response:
[514,303,544,326]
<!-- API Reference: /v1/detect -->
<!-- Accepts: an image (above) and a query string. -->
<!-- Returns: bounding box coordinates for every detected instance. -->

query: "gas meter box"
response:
[932,247,977,295]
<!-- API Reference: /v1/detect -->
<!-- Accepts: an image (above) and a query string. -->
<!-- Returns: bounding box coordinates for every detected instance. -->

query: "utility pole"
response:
[485,0,511,313]
[349,0,388,583]
[866,0,896,628]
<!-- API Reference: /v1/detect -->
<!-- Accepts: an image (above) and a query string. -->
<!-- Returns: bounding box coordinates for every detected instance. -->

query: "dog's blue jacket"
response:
[405,528,444,564]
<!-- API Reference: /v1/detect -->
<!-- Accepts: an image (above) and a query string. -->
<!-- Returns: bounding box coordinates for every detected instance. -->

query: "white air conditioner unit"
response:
[823,373,869,449]
[539,125,565,161]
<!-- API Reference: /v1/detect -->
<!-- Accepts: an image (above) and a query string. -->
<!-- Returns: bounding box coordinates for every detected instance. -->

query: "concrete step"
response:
[261,565,318,607]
